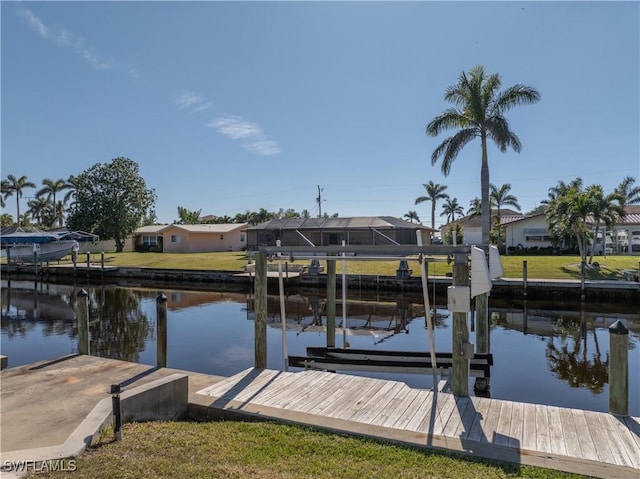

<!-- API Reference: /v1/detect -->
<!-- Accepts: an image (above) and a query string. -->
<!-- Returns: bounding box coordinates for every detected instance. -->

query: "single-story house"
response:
[503,213,552,251]
[133,223,248,253]
[247,216,436,249]
[441,209,524,246]
[503,205,640,254]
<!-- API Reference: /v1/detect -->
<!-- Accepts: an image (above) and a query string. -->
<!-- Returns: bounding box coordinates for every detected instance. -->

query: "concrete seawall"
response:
[2,264,638,303]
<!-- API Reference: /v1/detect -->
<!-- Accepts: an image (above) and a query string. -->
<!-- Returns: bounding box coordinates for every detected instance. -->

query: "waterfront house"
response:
[247,216,436,249]
[133,223,248,253]
[440,209,524,246]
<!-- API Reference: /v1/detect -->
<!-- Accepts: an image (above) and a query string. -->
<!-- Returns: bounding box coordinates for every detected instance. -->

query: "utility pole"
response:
[317,185,323,218]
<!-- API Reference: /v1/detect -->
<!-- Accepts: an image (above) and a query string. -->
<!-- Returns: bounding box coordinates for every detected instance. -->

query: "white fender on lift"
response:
[471,246,492,298]
[489,245,504,279]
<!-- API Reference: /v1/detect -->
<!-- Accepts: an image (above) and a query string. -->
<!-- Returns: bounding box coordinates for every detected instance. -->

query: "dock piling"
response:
[254,252,267,369]
[608,320,629,416]
[156,293,168,368]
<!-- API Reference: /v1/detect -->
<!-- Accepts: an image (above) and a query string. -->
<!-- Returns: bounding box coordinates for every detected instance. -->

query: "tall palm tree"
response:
[415,181,448,230]
[28,197,53,226]
[490,183,521,250]
[546,185,593,263]
[403,210,420,223]
[63,175,81,211]
[467,197,482,217]
[3,174,36,220]
[586,185,623,263]
[614,176,640,206]
[37,178,70,212]
[440,197,464,223]
[426,65,540,244]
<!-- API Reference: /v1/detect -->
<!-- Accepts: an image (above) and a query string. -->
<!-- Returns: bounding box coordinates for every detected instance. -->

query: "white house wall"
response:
[504,216,552,251]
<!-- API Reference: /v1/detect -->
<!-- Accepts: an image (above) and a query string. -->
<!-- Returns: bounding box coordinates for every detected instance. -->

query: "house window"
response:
[171,235,180,244]
[240,234,245,242]
[142,235,158,246]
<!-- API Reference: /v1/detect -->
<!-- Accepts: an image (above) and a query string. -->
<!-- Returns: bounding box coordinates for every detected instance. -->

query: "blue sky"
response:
[2,1,639,227]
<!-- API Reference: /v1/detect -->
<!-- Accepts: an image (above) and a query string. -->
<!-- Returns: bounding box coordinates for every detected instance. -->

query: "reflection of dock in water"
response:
[491,304,640,336]
[1,284,76,321]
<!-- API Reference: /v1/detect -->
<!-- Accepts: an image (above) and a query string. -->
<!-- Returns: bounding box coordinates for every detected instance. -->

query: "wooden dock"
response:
[198,368,640,479]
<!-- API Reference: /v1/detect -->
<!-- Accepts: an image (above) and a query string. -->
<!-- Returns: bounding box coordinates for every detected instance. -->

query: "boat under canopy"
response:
[1,228,98,264]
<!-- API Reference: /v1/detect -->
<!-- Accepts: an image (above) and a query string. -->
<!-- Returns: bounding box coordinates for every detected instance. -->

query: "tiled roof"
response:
[249,216,436,231]
[134,223,248,234]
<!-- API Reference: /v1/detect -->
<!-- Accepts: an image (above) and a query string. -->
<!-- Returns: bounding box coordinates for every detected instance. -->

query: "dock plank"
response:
[442,396,471,438]
[351,382,407,425]
[508,401,524,449]
[535,404,552,453]
[493,400,513,447]
[324,378,386,420]
[599,413,640,468]
[463,397,492,443]
[559,406,581,458]
[584,410,616,465]
[450,396,477,438]
[546,406,566,456]
[375,387,422,429]
[299,374,364,416]
[422,392,457,437]
[296,373,358,414]
[393,390,433,431]
[521,402,537,451]
[571,409,598,461]
[258,372,328,408]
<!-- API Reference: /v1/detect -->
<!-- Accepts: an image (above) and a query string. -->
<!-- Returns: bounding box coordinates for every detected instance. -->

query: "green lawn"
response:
[28,421,588,479]
[70,251,640,280]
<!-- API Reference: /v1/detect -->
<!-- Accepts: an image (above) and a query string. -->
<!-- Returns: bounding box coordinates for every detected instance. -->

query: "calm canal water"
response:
[1,279,638,416]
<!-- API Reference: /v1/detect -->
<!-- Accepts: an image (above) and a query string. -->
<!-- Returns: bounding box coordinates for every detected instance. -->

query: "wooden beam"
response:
[254,252,267,369]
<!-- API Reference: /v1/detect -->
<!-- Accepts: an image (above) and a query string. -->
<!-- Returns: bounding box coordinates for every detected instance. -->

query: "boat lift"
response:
[250,234,503,395]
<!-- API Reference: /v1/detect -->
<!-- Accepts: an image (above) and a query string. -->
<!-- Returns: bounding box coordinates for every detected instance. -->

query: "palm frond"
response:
[426,109,465,136]
[494,84,540,113]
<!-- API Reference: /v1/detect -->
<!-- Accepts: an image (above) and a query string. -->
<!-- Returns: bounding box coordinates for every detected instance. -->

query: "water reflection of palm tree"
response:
[89,288,151,363]
[545,316,608,393]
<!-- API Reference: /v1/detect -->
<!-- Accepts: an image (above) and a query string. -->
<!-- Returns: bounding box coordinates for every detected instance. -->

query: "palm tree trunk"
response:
[431,201,436,231]
[480,135,490,244]
[588,222,600,264]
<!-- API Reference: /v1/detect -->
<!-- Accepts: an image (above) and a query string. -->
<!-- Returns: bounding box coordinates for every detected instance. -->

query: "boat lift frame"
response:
[250,237,480,396]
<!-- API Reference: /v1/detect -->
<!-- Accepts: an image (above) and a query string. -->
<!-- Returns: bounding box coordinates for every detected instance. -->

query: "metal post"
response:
[276,241,288,371]
[417,231,438,389]
[254,252,267,369]
[110,384,122,441]
[326,258,336,348]
[341,240,347,348]
[156,293,167,368]
[76,289,89,355]
[608,320,629,416]
[523,260,528,298]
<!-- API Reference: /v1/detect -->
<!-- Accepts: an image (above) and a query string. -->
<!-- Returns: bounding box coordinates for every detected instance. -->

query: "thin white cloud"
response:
[208,116,281,156]
[191,102,212,113]
[17,8,128,74]
[177,91,204,109]
[208,116,263,140]
[17,9,47,38]
[243,140,281,156]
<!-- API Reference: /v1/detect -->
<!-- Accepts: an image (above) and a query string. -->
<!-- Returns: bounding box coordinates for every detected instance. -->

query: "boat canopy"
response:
[0,229,98,245]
